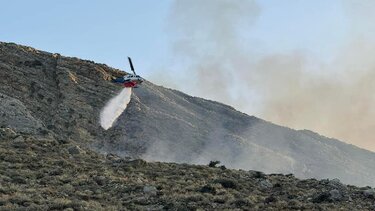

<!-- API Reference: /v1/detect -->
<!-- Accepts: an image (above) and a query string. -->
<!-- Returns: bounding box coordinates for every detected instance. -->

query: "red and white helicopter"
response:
[112,57,144,88]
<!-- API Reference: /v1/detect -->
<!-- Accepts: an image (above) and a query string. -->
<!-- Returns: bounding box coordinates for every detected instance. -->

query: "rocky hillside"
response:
[1,41,375,210]
[1,40,375,191]
[1,129,375,210]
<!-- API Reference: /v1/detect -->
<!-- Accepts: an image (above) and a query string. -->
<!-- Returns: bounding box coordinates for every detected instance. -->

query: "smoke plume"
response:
[100,88,132,130]
[155,0,375,151]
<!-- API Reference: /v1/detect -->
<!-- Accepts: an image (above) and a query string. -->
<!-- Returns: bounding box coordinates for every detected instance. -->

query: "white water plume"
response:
[100,88,132,130]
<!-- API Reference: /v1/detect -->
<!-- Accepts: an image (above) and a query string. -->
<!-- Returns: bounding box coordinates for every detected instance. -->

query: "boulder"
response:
[259,179,273,189]
[143,185,157,196]
[363,189,375,198]
[68,145,85,155]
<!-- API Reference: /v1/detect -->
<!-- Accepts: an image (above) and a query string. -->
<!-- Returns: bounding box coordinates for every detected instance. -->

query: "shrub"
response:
[215,179,238,189]
[200,185,216,194]
[208,161,220,168]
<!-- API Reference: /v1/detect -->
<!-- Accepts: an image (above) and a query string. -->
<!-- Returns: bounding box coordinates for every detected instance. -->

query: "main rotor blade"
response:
[128,57,136,74]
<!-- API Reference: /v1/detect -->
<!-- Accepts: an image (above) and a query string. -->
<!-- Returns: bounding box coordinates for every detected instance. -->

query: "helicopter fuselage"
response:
[112,74,144,88]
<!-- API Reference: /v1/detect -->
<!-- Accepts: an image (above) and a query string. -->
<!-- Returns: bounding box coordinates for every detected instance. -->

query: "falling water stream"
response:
[100,88,132,130]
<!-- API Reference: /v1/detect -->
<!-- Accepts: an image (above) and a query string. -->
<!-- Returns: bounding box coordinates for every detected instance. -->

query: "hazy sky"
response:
[1,0,348,75]
[0,0,171,73]
[2,0,375,151]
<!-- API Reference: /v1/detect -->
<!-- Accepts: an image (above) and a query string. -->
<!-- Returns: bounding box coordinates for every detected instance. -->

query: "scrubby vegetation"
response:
[1,130,374,210]
[1,42,375,210]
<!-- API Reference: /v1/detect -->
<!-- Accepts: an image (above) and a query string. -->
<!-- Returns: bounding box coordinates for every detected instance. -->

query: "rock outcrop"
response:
[0,93,43,134]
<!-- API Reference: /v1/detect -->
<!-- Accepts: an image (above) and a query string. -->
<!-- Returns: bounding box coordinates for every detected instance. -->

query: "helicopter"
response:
[112,57,144,88]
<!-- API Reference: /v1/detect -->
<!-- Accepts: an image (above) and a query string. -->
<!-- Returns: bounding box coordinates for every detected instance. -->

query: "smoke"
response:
[100,88,132,130]
[255,52,375,152]
[161,0,260,106]
[154,0,375,151]
[143,126,297,175]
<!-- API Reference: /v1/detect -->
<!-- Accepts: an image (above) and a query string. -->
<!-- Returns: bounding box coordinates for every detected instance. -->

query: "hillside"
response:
[1,41,375,209]
[1,41,375,187]
[1,129,375,210]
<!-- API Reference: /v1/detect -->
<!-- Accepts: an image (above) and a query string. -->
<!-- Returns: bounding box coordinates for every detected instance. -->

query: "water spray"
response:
[100,88,132,130]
